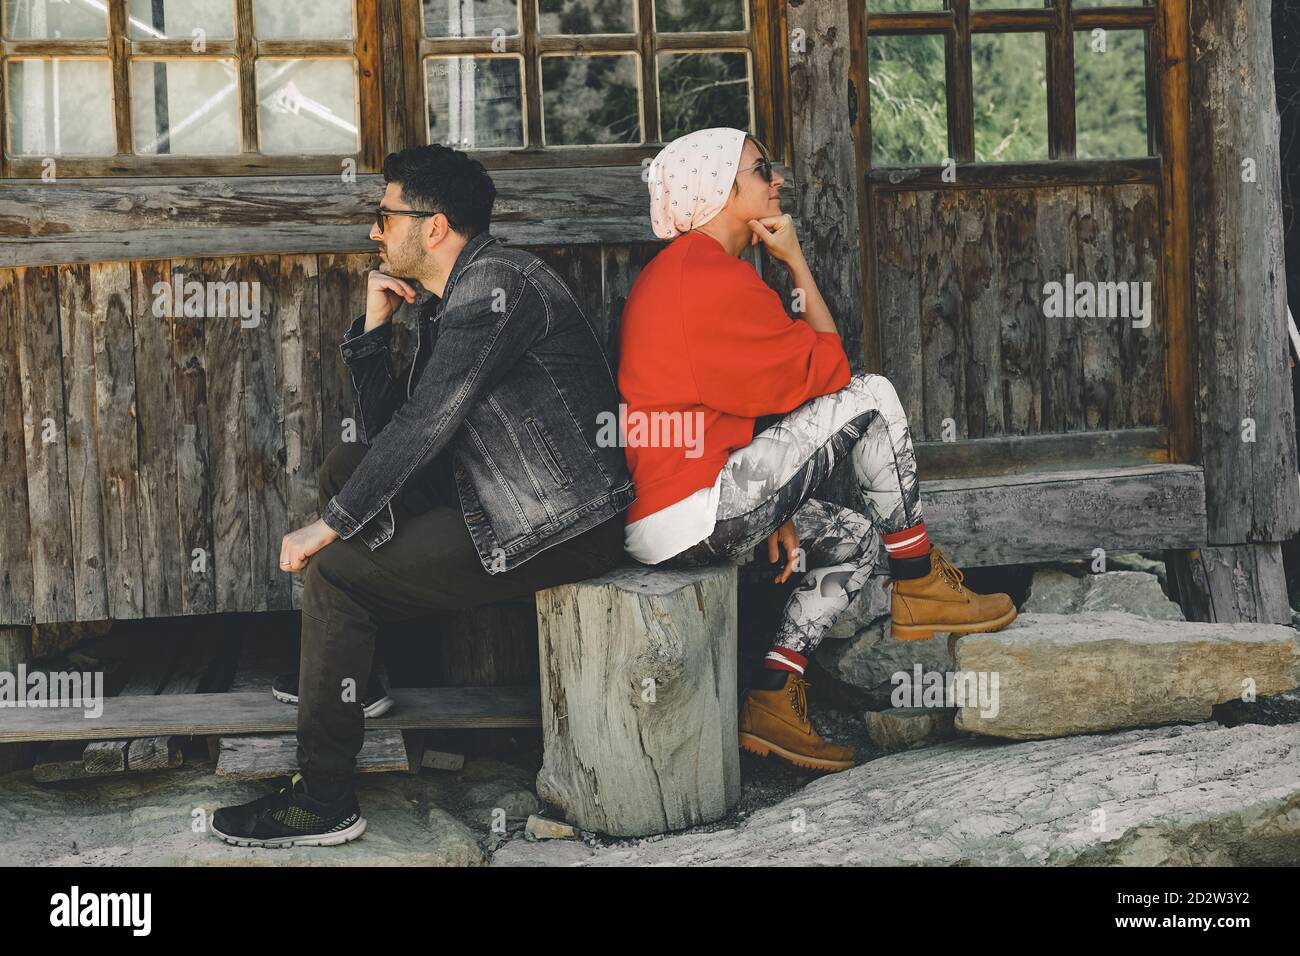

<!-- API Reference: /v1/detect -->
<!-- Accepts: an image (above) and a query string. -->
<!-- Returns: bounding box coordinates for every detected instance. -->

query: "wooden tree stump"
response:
[535,564,739,838]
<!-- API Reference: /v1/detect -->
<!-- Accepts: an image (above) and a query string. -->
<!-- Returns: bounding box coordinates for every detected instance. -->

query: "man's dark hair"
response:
[381,144,496,238]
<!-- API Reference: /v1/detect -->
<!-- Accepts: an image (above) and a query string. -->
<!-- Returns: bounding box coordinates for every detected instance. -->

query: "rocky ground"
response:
[2,553,1298,866]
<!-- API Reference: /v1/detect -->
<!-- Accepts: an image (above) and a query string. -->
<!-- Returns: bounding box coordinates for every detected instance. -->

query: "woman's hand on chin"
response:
[748,214,805,267]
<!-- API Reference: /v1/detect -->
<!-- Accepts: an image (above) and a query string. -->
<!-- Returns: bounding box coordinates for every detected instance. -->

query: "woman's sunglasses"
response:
[375,206,440,234]
[737,156,775,184]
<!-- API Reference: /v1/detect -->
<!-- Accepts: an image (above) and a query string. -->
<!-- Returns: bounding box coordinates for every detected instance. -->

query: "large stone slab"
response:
[953,612,1300,739]
[490,722,1300,866]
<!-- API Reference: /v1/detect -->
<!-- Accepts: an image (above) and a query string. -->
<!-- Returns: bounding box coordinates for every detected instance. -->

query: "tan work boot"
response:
[738,673,854,772]
[890,545,1017,641]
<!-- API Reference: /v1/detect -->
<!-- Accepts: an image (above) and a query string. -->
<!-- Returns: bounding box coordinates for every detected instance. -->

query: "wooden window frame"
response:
[390,0,783,169]
[0,0,384,178]
[863,0,1158,171]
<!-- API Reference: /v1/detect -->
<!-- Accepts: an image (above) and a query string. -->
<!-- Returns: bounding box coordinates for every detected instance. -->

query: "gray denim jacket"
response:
[320,231,635,573]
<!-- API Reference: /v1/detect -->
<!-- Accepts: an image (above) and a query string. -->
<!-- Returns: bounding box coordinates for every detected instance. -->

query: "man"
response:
[212,145,635,847]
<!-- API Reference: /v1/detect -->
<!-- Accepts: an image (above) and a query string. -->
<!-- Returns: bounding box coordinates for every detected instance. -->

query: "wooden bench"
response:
[2,564,742,836]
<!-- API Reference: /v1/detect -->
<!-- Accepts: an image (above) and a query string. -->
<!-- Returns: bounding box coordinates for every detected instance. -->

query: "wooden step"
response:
[0,686,541,744]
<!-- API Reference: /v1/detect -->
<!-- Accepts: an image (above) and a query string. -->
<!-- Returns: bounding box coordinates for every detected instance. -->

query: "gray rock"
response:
[953,612,1300,739]
[865,707,957,751]
[427,808,488,866]
[816,616,954,692]
[1022,569,1182,620]
[488,722,1300,866]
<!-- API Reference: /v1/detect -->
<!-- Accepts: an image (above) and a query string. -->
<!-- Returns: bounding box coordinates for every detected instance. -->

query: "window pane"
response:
[5,59,115,155]
[970,0,1042,9]
[1074,28,1149,159]
[131,59,240,154]
[257,58,360,153]
[426,56,524,148]
[972,31,1048,162]
[539,0,632,35]
[865,0,944,13]
[867,33,947,165]
[254,0,353,38]
[657,51,751,141]
[424,0,518,38]
[654,0,743,33]
[4,0,106,37]
[541,53,640,145]
[127,0,235,40]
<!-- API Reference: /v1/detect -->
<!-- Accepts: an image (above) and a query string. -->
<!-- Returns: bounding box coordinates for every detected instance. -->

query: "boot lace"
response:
[931,547,967,593]
[787,675,810,725]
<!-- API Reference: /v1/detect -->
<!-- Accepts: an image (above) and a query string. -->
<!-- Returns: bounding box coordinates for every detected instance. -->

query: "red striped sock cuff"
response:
[764,647,808,674]
[883,521,930,559]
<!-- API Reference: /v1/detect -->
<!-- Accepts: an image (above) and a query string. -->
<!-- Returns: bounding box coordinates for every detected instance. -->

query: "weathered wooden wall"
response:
[0,243,667,627]
[875,183,1164,443]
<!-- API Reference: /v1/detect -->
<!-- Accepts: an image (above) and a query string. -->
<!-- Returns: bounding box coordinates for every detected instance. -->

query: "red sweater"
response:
[617,232,852,522]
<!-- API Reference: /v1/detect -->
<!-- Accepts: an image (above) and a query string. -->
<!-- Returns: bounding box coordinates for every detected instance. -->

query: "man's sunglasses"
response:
[375,206,440,234]
[738,156,775,183]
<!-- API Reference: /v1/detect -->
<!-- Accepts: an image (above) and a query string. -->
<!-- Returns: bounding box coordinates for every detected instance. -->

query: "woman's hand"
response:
[279,518,340,573]
[767,519,802,584]
[747,214,805,267]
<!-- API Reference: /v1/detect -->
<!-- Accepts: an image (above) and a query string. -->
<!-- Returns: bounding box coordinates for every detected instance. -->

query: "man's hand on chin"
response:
[279,518,341,573]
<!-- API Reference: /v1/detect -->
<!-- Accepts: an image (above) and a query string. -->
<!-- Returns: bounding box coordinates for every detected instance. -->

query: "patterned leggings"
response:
[665,372,923,657]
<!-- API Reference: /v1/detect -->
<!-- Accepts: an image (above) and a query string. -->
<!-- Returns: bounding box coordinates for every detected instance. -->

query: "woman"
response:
[617,127,1017,773]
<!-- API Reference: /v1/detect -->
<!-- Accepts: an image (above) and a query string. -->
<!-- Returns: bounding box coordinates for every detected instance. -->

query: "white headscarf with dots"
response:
[646,127,748,240]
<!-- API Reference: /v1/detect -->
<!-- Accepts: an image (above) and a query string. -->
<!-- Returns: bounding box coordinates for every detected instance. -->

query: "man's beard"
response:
[383,231,427,279]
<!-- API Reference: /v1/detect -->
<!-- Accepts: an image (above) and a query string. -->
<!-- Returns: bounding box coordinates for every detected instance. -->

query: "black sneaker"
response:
[271,671,394,718]
[211,773,366,848]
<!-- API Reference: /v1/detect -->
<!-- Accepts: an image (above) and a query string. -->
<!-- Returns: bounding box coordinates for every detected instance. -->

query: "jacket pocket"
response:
[524,417,571,489]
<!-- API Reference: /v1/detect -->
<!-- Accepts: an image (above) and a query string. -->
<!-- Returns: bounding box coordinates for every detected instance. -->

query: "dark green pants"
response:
[296,441,627,785]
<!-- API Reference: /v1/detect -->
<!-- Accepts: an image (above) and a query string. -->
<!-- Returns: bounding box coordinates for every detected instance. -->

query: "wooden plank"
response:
[1158,0,1195,464]
[599,244,662,369]
[1166,543,1292,625]
[317,254,373,458]
[203,258,254,612]
[787,0,869,369]
[873,192,923,456]
[956,189,1001,438]
[378,0,417,154]
[89,262,145,620]
[0,168,702,267]
[132,260,184,618]
[918,191,964,441]
[870,158,1162,191]
[917,427,1168,480]
[0,687,542,743]
[15,266,75,624]
[1075,186,1123,431]
[1114,184,1164,429]
[921,464,1206,567]
[1189,0,1300,542]
[0,272,33,626]
[279,256,323,612]
[241,256,290,612]
[1035,187,1083,433]
[993,189,1041,434]
[171,260,218,615]
[56,264,110,622]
